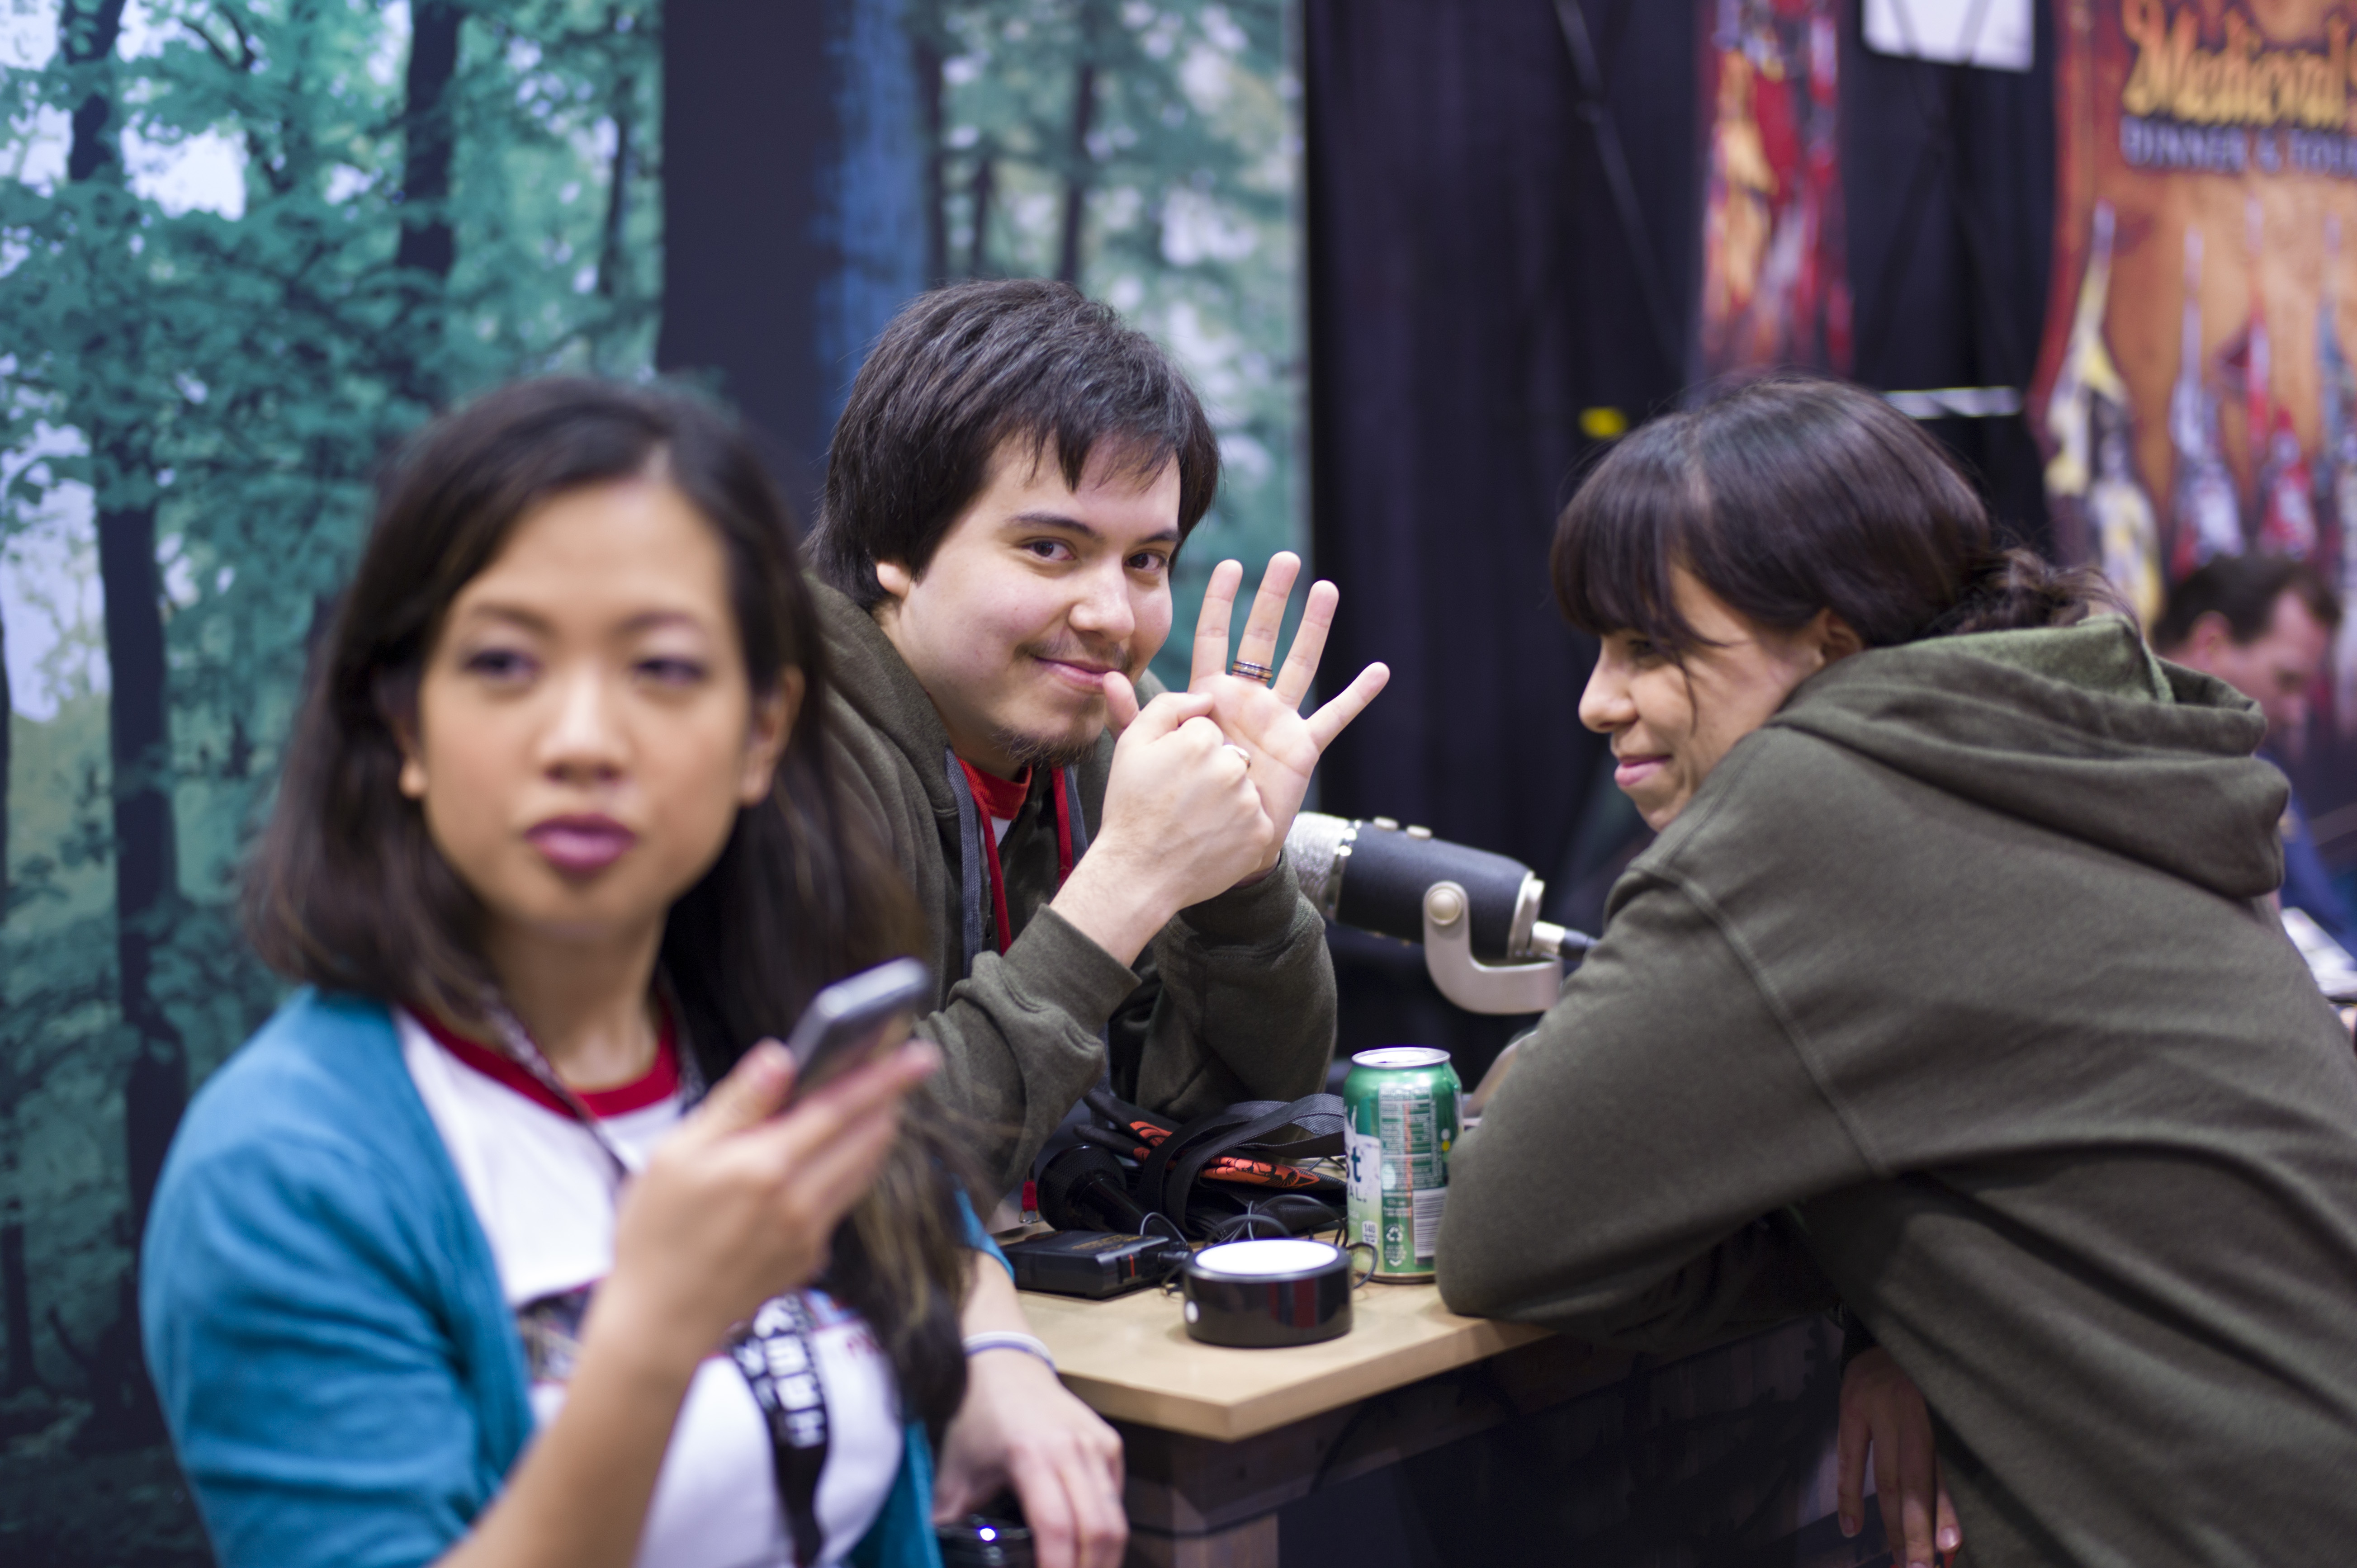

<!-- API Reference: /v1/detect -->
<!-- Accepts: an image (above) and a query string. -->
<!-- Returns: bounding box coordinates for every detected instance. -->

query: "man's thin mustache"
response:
[1022,640,1131,674]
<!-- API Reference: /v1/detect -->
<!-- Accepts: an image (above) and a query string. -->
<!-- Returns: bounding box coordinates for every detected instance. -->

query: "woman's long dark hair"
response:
[1552,375,2116,651]
[247,378,975,1432]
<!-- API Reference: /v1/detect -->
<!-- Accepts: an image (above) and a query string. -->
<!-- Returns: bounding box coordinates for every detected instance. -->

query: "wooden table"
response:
[1019,1280,1646,1566]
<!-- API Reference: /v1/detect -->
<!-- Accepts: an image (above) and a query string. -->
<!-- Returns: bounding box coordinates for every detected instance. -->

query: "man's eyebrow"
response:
[1003,510,1181,545]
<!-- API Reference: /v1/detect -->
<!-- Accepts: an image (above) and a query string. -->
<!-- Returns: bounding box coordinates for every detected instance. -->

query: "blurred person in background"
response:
[2153,556,2353,944]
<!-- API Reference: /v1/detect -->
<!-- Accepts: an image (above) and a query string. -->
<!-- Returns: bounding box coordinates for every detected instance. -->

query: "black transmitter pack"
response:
[1004,1230,1185,1299]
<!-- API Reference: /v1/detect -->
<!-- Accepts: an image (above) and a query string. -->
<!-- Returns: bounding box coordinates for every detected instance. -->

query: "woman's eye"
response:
[636,656,708,686]
[461,647,534,681]
[1022,539,1074,563]
[1128,552,1170,575]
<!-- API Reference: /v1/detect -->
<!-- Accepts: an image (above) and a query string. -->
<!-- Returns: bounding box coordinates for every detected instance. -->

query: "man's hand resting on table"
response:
[1837,1347,1960,1568]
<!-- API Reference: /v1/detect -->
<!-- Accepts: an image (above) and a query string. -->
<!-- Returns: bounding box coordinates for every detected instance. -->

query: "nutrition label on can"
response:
[1379,1090,1448,1265]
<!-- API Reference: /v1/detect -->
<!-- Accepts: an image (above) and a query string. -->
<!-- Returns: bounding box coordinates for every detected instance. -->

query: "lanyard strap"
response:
[484,999,830,1567]
[730,1294,833,1568]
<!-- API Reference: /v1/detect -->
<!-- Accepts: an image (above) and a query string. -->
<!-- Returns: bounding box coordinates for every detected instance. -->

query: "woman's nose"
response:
[1577,658,1633,735]
[540,666,627,779]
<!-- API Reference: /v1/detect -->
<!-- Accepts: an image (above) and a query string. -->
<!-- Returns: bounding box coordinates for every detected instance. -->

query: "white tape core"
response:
[1192,1239,1344,1277]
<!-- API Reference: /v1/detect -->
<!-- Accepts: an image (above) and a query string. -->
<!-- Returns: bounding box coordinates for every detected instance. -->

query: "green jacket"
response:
[1439,619,2357,1566]
[814,582,1336,1192]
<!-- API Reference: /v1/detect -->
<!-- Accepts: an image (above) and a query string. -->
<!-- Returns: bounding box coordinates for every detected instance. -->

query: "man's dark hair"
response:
[2151,553,2343,653]
[811,278,1221,606]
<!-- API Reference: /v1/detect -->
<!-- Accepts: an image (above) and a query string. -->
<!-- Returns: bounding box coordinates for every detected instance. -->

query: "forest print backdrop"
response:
[0,1,1299,1561]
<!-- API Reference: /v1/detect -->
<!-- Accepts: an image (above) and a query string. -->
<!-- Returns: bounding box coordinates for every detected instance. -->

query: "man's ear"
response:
[2185,610,2236,664]
[740,668,805,806]
[874,558,915,603]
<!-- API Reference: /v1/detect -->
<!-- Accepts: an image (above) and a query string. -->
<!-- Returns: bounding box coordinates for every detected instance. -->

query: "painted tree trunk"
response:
[396,0,460,279]
[96,499,184,1239]
[0,600,31,1395]
[1057,3,1099,287]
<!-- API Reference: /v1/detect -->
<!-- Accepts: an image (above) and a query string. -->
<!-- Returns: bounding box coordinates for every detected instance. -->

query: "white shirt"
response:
[399,1010,903,1568]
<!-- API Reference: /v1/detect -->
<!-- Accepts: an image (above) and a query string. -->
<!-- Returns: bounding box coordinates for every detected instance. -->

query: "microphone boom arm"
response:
[1423,880,1581,1014]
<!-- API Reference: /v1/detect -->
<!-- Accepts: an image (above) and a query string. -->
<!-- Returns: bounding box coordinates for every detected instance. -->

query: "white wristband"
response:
[962,1331,1056,1373]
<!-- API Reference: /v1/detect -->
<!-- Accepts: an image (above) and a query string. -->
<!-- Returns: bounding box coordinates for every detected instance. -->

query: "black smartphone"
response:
[779,957,932,1098]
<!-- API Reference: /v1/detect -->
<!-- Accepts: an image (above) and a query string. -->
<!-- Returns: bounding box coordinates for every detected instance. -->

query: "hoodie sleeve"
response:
[1437,871,1866,1353]
[1122,854,1338,1122]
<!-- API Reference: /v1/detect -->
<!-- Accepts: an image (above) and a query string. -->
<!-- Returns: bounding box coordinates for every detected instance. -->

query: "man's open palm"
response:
[1186,552,1389,869]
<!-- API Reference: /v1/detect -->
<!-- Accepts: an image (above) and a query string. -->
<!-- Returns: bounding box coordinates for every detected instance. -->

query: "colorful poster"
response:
[2033,0,2357,717]
[1699,0,1851,378]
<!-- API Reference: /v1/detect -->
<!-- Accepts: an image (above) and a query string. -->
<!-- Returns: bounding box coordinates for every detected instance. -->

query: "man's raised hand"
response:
[1188,552,1389,870]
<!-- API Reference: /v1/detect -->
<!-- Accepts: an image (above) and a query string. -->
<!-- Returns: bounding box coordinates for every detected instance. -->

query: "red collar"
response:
[958,760,1034,821]
[954,761,1077,954]
[417,1009,681,1119]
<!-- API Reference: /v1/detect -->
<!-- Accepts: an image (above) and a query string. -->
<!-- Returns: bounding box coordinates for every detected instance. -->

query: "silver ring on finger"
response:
[1227,657,1276,685]
[1222,742,1251,765]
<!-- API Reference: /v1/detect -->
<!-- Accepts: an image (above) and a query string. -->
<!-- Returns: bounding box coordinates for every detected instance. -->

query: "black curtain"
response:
[1304,0,2056,1071]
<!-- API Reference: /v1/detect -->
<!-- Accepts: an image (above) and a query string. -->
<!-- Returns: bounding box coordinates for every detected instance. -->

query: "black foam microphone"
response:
[1037,1144,1156,1235]
[1284,811,1589,963]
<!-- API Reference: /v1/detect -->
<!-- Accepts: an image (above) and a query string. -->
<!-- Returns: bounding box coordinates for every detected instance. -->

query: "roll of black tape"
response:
[1180,1238,1354,1348]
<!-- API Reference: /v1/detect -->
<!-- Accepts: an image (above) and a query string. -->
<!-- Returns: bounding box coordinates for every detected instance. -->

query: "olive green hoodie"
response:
[1439,618,2357,1566]
[813,582,1336,1194]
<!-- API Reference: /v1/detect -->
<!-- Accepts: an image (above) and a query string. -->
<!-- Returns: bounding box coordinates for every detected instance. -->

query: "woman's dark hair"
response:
[1551,375,2115,652]
[247,377,975,1432]
[811,277,1221,607]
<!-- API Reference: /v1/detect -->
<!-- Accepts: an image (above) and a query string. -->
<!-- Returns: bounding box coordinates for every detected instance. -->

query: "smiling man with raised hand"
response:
[808,279,1388,1194]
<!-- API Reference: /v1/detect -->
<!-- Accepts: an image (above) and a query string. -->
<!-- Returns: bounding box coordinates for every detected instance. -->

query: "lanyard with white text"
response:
[487,1001,831,1567]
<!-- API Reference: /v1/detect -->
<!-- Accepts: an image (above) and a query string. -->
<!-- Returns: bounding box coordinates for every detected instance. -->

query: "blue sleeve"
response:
[956,1190,1013,1279]
[849,1422,947,1568]
[142,1130,518,1568]
[2281,803,2356,944]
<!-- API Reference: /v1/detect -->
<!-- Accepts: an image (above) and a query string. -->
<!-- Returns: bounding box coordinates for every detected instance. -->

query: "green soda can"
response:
[1342,1047,1462,1281]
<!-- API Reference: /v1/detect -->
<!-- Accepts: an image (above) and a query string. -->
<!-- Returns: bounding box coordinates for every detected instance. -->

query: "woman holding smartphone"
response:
[141,380,1123,1568]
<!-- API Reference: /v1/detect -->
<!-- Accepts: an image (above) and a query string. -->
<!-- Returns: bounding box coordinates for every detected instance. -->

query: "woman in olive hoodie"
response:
[1438,377,2357,1568]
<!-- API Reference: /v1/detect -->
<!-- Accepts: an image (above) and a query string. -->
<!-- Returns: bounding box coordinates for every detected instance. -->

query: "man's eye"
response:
[1022,539,1074,562]
[1128,552,1169,574]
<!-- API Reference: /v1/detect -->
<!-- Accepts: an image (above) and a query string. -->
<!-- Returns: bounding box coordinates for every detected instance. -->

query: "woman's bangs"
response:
[1551,428,1705,652]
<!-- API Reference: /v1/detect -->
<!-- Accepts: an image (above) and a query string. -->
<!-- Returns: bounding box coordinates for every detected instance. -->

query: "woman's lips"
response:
[1614,755,1668,791]
[525,815,637,875]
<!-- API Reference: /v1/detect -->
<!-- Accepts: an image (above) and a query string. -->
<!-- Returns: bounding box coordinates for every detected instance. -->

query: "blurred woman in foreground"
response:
[141,381,1122,1568]
[1439,377,2357,1567]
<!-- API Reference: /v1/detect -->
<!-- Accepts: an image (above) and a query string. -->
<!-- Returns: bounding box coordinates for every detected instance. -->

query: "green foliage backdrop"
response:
[0,1,1298,1559]
[916,0,1304,689]
[1,1,660,1555]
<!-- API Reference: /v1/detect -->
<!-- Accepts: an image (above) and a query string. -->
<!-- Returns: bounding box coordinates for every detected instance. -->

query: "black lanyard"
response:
[486,1001,832,1567]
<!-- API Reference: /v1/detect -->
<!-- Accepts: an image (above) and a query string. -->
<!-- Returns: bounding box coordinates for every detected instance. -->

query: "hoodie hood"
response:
[1766,616,2286,902]
[812,579,964,824]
